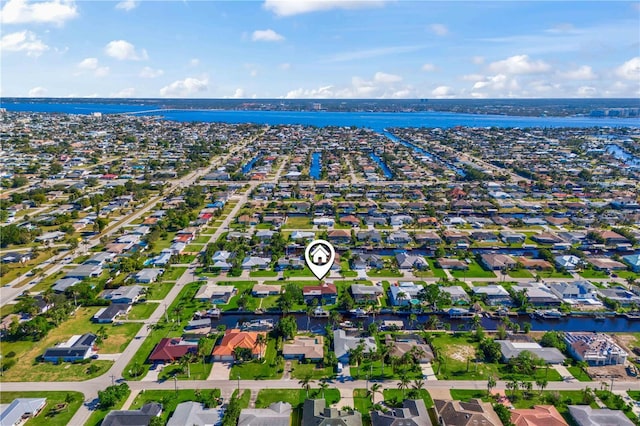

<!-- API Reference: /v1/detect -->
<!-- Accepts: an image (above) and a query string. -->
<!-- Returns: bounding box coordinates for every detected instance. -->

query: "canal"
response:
[310,152,321,179]
[369,152,394,179]
[241,154,262,174]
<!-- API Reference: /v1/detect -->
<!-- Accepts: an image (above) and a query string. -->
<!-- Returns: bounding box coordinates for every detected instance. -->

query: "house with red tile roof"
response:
[511,405,568,426]
[212,329,266,361]
[148,338,198,362]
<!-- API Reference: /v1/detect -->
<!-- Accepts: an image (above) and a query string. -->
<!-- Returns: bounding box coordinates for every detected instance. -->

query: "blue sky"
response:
[1,0,639,98]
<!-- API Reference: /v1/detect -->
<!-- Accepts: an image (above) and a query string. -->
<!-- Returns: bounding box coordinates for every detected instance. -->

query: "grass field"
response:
[282,217,313,229]
[129,389,221,424]
[538,268,573,279]
[383,389,433,408]
[127,303,159,320]
[0,307,141,381]
[427,259,448,278]
[507,269,534,278]
[450,389,491,402]
[147,282,174,299]
[249,270,279,277]
[367,269,404,278]
[162,267,187,281]
[158,361,213,381]
[450,261,496,278]
[511,390,600,424]
[230,339,283,380]
[567,366,592,381]
[291,361,335,380]
[284,267,315,278]
[0,391,83,426]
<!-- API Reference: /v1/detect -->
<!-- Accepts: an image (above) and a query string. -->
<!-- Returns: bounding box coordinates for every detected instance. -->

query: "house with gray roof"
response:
[93,303,131,323]
[395,253,429,270]
[66,264,103,279]
[167,401,223,426]
[241,256,271,270]
[303,399,362,426]
[134,268,164,283]
[351,284,384,303]
[102,402,162,426]
[52,277,81,293]
[440,286,470,304]
[333,329,376,364]
[370,399,431,426]
[42,333,97,362]
[238,401,292,426]
[568,405,634,426]
[496,340,565,364]
[472,285,512,306]
[102,285,144,304]
[0,398,47,426]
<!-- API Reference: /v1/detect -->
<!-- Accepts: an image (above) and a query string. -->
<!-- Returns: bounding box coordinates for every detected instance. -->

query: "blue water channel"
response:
[606,144,640,167]
[383,130,466,177]
[310,152,321,179]
[241,154,262,174]
[369,152,394,178]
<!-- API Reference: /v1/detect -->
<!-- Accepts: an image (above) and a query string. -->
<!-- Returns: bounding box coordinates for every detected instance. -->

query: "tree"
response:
[479,338,502,363]
[535,378,548,395]
[397,374,410,398]
[318,379,330,399]
[540,331,567,352]
[98,383,130,409]
[276,315,297,340]
[299,375,315,397]
[493,403,515,426]
[487,375,497,397]
[349,344,365,376]
[255,334,267,361]
[233,347,253,362]
[506,379,519,399]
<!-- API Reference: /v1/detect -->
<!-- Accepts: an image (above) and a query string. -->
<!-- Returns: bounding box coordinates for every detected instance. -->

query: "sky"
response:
[1,0,639,99]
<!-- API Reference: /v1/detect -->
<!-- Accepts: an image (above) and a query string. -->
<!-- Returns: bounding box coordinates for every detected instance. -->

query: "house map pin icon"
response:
[304,239,336,281]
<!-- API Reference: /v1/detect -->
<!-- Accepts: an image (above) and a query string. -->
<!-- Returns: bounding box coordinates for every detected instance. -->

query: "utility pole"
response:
[237,375,240,393]
[110,374,115,386]
[174,374,178,395]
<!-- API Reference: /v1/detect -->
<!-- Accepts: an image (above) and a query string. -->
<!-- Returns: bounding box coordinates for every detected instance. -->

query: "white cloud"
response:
[251,29,285,42]
[160,76,208,97]
[105,40,148,60]
[488,54,550,75]
[78,57,98,69]
[0,30,48,56]
[263,0,386,16]
[28,86,47,96]
[577,86,597,97]
[373,72,402,84]
[472,56,485,65]
[429,23,449,36]
[280,63,291,70]
[421,63,437,72]
[431,86,455,98]
[139,66,164,78]
[189,58,200,67]
[558,65,597,80]
[615,57,640,81]
[115,0,137,11]
[0,0,78,25]
[471,73,520,98]
[231,88,245,98]
[111,87,136,97]
[77,57,109,77]
[462,73,485,81]
[326,44,425,63]
[285,85,336,98]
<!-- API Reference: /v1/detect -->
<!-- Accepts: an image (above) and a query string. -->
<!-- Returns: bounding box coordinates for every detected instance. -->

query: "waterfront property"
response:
[563,332,628,366]
[496,340,565,364]
[212,329,266,361]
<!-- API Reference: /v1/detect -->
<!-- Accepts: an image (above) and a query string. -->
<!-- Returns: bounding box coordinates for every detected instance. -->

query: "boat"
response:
[312,306,330,318]
[447,308,474,319]
[622,312,640,320]
[531,309,565,319]
[339,320,356,329]
[349,308,369,318]
[240,318,274,331]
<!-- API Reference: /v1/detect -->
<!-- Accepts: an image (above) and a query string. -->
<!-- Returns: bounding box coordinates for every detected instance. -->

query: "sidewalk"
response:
[553,365,577,382]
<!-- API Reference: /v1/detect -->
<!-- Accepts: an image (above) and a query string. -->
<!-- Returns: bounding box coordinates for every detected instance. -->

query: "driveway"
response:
[209,361,232,380]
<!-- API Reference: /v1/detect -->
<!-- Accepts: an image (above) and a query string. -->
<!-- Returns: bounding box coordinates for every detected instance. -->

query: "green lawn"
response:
[0,391,83,426]
[350,358,423,381]
[129,389,221,425]
[367,269,404,278]
[162,267,187,281]
[284,267,315,278]
[507,269,534,278]
[579,268,610,279]
[185,244,205,253]
[353,389,374,426]
[85,388,130,426]
[0,307,139,382]
[193,235,212,244]
[147,282,174,300]
[383,389,433,408]
[158,361,213,381]
[628,391,640,401]
[538,269,573,279]
[127,303,159,320]
[595,390,639,423]
[282,217,313,229]
[230,339,283,380]
[427,259,448,278]
[450,261,496,278]
[291,361,335,380]
[249,270,279,277]
[340,261,358,278]
[567,366,592,382]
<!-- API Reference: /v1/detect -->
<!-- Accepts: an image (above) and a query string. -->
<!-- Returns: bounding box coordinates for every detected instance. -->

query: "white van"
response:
[337,362,343,374]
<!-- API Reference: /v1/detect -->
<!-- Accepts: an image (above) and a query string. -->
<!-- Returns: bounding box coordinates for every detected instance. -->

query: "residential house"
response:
[587,257,627,271]
[102,285,144,304]
[436,258,469,270]
[238,402,292,426]
[66,264,103,279]
[167,402,223,426]
[387,231,412,245]
[212,329,266,361]
[241,256,271,270]
[303,399,362,426]
[1,252,31,264]
[532,232,565,245]
[568,406,634,426]
[339,215,361,227]
[597,287,640,306]
[283,336,324,362]
[480,253,517,271]
[291,231,316,240]
[370,399,431,426]
[333,329,376,364]
[0,398,47,426]
[351,284,384,304]
[93,303,131,323]
[473,285,512,306]
[102,403,162,426]
[622,254,640,272]
[42,333,97,362]
[195,284,236,304]
[389,282,424,306]
[440,286,470,304]
[255,230,275,241]
[433,399,501,426]
[496,340,565,364]
[548,281,600,306]
[511,406,568,426]
[599,230,630,245]
[251,284,281,297]
[357,230,382,243]
[351,254,384,270]
[395,253,429,270]
[511,282,561,307]
[148,338,198,363]
[517,257,553,271]
[303,283,338,305]
[563,332,628,366]
[313,217,335,227]
[554,255,583,271]
[386,335,434,363]
[134,268,163,283]
[327,229,351,244]
[500,231,526,244]
[52,277,81,293]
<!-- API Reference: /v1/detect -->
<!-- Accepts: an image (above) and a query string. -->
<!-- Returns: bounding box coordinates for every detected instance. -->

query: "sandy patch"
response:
[447,344,476,362]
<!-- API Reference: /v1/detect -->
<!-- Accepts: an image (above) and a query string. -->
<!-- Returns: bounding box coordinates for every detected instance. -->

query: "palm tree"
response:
[577,360,589,377]
[412,378,425,393]
[255,334,267,361]
[487,375,497,397]
[318,379,330,399]
[378,342,392,376]
[181,352,196,378]
[299,375,315,398]
[408,313,417,329]
[506,379,519,399]
[535,378,548,395]
[349,344,365,376]
[471,314,481,330]
[398,374,410,398]
[368,382,383,404]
